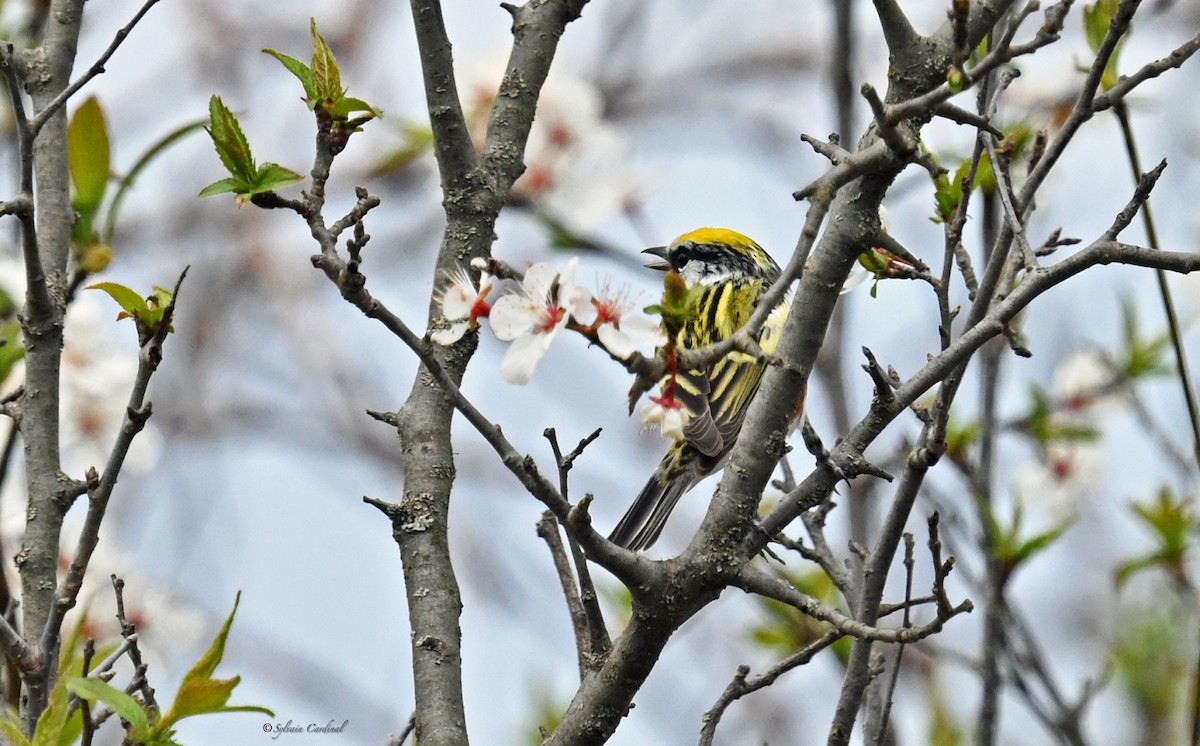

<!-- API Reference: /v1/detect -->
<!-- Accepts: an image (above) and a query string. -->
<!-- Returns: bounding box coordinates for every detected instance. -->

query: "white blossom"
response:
[1052,349,1119,413]
[462,61,641,234]
[489,259,590,384]
[1012,441,1104,520]
[640,392,691,441]
[60,300,161,477]
[575,286,667,360]
[840,267,873,295]
[430,266,494,346]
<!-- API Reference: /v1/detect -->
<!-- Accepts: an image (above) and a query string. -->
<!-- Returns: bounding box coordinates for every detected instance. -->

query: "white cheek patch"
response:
[681,260,734,285]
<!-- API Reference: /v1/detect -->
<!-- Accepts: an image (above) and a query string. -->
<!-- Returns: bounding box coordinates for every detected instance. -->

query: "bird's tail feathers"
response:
[609,459,697,552]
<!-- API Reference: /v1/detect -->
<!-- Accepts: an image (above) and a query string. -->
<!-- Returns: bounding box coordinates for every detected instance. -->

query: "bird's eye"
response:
[671,245,693,271]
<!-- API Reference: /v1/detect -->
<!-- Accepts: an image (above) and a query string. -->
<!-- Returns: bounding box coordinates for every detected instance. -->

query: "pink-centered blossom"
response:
[1012,441,1103,520]
[431,264,494,346]
[576,286,667,360]
[1052,349,1119,412]
[460,61,641,235]
[640,390,690,441]
[489,259,590,385]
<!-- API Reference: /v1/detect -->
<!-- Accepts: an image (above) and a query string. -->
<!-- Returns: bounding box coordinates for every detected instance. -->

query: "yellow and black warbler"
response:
[609,228,799,551]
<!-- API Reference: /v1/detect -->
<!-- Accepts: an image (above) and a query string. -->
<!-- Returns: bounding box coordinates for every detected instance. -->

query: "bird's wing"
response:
[673,280,762,459]
[707,350,768,447]
[675,366,723,457]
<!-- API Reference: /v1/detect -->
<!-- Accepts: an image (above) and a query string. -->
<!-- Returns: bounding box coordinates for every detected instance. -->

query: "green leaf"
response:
[1084,0,1119,53]
[329,96,381,121]
[974,152,996,195]
[0,319,26,387]
[0,713,30,746]
[370,121,435,176]
[1024,384,1101,446]
[105,118,207,243]
[1083,0,1126,91]
[157,592,275,731]
[87,282,177,335]
[187,591,238,681]
[927,674,967,746]
[1132,487,1192,553]
[971,34,990,67]
[67,96,111,218]
[205,96,257,184]
[88,281,145,320]
[66,677,150,732]
[930,163,962,223]
[1117,298,1170,379]
[983,499,1071,584]
[1114,549,1173,589]
[748,570,845,658]
[309,18,343,102]
[201,96,302,202]
[1111,611,1189,722]
[251,163,304,194]
[198,177,249,199]
[30,677,70,746]
[261,48,318,102]
[944,419,979,462]
[1011,524,1069,565]
[167,677,240,723]
[856,248,888,274]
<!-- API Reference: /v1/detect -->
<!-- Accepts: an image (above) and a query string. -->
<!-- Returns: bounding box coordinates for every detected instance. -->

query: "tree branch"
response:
[699,630,842,746]
[44,269,188,665]
[27,0,164,137]
[12,0,88,728]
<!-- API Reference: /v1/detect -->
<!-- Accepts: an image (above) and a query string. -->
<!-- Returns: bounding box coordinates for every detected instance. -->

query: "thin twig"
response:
[79,639,95,746]
[42,268,188,660]
[536,510,589,679]
[1111,107,1200,471]
[545,428,611,659]
[28,0,164,136]
[870,532,915,745]
[1092,31,1200,114]
[736,565,971,645]
[699,630,841,746]
[111,575,156,711]
[389,713,417,746]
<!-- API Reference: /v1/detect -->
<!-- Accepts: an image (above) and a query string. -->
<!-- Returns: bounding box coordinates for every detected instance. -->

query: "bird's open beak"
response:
[642,245,670,272]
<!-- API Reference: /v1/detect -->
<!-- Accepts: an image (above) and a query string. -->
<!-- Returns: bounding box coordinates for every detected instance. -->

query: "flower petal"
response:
[489,295,536,340]
[572,291,597,325]
[557,257,580,298]
[621,313,668,348]
[597,324,635,359]
[442,283,475,320]
[841,268,872,295]
[661,408,687,440]
[522,263,559,302]
[639,399,690,440]
[500,332,547,385]
[431,321,470,346]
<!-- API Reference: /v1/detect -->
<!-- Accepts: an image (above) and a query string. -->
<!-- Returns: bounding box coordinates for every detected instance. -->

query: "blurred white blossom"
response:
[60,542,208,665]
[1012,441,1104,520]
[60,300,161,477]
[463,61,641,234]
[1052,349,1120,413]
